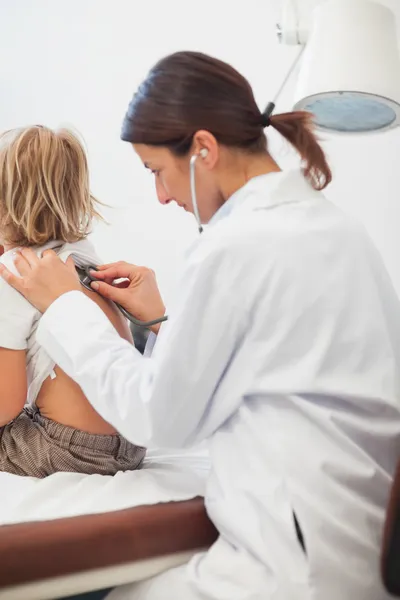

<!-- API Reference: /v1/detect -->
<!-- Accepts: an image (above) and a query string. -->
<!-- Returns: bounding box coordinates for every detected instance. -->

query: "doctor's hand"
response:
[91,262,166,333]
[0,248,81,313]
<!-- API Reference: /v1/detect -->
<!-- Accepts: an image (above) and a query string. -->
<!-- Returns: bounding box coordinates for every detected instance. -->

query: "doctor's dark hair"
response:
[121,51,332,191]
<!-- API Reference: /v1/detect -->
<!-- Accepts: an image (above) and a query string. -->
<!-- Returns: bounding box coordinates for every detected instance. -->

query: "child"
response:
[0,125,146,477]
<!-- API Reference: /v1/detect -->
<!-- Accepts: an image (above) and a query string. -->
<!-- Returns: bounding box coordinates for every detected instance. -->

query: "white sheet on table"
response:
[0,446,210,525]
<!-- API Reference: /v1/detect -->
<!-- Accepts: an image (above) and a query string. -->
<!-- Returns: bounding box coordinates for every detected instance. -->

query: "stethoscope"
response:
[190,147,209,234]
[76,148,207,329]
[76,265,168,329]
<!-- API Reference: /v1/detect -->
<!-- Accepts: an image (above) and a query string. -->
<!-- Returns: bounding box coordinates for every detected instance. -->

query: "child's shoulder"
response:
[0,249,39,344]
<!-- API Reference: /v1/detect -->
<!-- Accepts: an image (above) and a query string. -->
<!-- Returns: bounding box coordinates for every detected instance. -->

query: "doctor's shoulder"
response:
[206,202,357,276]
[184,190,368,281]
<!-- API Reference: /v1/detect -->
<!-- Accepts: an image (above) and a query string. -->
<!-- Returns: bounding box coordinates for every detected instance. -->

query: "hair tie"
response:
[260,101,276,129]
[260,113,271,128]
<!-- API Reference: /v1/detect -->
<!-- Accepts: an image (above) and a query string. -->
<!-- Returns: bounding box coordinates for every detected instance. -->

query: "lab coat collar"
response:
[208,169,315,228]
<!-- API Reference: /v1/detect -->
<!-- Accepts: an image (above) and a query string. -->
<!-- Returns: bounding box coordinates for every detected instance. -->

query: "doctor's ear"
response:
[192,130,219,167]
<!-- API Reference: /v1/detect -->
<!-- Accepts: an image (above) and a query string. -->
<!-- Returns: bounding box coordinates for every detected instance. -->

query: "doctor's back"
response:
[186,167,400,600]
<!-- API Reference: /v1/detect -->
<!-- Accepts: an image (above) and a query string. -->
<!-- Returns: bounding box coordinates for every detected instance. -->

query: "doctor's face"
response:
[133,144,219,223]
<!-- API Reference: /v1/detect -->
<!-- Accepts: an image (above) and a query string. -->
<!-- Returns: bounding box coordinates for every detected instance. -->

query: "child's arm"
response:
[0,348,27,425]
[0,254,37,425]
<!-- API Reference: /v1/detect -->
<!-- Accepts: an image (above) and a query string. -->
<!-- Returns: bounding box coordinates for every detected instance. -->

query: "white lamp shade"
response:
[293,0,400,133]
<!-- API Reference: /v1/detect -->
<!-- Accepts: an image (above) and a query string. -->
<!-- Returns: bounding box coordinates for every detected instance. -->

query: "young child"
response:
[0,125,146,477]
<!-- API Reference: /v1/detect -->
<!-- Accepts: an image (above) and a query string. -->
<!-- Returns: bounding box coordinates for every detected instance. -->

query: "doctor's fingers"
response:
[19,247,41,267]
[90,280,127,304]
[94,263,153,284]
[14,248,56,275]
[112,280,130,289]
[41,250,76,275]
[13,252,36,276]
[92,279,130,290]
[0,264,24,294]
[95,261,138,279]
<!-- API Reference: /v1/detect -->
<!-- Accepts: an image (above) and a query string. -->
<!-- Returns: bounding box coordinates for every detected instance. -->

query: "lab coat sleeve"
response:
[36,246,248,448]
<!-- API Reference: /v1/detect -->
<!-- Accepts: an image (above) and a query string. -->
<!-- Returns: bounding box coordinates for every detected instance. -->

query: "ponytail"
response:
[269,111,332,191]
[122,51,332,191]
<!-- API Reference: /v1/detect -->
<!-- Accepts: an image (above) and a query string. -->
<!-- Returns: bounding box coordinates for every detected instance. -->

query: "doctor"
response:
[1,51,400,600]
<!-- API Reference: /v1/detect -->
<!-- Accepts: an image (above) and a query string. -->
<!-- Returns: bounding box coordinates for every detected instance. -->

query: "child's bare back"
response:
[37,287,133,434]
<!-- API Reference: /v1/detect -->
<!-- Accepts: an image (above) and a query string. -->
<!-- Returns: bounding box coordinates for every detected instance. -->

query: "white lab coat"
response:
[37,170,400,600]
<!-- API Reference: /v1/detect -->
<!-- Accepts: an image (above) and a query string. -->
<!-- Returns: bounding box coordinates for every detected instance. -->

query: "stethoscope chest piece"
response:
[75,265,168,329]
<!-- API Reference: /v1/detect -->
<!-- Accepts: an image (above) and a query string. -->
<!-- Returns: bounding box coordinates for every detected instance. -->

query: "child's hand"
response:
[0,248,81,313]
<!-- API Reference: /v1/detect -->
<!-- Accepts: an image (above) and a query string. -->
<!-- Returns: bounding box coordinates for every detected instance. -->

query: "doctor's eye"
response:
[151,169,160,177]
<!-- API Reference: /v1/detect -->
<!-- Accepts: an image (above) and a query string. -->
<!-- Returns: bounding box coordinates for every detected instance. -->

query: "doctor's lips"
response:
[171,199,187,210]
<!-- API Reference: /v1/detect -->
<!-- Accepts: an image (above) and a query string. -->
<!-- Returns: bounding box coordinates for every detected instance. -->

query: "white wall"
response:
[0,0,399,301]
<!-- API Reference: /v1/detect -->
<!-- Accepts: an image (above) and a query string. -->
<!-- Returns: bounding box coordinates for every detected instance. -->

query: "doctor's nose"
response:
[155,179,173,205]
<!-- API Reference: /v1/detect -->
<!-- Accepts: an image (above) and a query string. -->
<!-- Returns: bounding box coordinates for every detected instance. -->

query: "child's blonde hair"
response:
[0,125,102,246]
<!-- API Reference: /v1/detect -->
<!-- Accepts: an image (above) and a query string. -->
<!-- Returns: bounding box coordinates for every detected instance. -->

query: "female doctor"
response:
[2,51,400,600]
